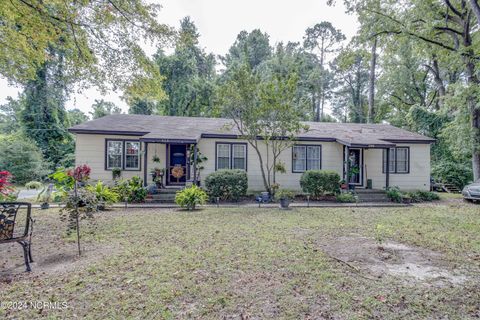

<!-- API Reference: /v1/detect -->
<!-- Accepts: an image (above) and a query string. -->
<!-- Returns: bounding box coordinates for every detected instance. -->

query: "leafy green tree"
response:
[219,63,308,193]
[21,50,73,167]
[331,48,370,122]
[0,0,172,101]
[154,17,217,116]
[303,21,346,121]
[0,96,24,134]
[90,99,122,119]
[67,109,89,126]
[0,135,49,184]
[128,99,155,115]
[222,29,272,70]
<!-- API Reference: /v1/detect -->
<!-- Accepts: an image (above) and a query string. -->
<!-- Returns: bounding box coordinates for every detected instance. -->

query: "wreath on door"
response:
[171,165,185,182]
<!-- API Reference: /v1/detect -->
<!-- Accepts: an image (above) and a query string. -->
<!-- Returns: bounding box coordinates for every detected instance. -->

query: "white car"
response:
[462,179,480,203]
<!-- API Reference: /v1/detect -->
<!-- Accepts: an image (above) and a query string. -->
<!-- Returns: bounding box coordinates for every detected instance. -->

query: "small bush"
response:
[336,192,357,203]
[432,160,473,190]
[386,187,403,203]
[404,190,440,202]
[25,181,43,190]
[387,187,440,203]
[86,181,119,207]
[274,189,296,201]
[205,169,248,201]
[175,185,208,210]
[114,176,147,203]
[300,170,341,198]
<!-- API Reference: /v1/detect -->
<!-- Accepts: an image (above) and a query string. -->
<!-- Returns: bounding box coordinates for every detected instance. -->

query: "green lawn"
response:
[1,201,479,319]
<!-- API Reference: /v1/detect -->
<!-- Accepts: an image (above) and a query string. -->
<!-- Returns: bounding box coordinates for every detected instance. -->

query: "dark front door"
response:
[168,144,187,185]
[348,149,362,185]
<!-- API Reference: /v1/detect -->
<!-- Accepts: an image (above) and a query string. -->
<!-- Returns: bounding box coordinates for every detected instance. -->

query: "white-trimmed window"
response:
[106,140,141,171]
[292,145,321,172]
[217,144,231,169]
[383,147,409,173]
[125,141,140,170]
[232,144,247,169]
[107,141,123,169]
[216,143,247,170]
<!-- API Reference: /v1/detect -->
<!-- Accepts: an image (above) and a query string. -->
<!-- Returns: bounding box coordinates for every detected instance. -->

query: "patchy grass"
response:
[1,201,479,319]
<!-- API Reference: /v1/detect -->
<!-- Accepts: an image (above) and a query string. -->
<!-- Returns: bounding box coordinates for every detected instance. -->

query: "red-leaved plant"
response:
[67,164,91,182]
[0,171,14,198]
[61,164,96,256]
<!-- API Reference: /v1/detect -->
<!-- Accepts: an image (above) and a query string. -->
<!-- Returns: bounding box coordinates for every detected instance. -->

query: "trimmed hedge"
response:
[205,169,248,201]
[300,170,341,197]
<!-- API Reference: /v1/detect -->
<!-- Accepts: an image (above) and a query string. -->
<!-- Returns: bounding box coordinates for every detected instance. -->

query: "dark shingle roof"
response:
[69,114,435,147]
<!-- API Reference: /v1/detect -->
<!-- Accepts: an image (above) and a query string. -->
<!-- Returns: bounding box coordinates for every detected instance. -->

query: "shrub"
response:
[86,181,119,206]
[300,170,341,197]
[404,190,440,202]
[336,192,357,203]
[175,185,208,210]
[0,135,49,184]
[274,189,295,201]
[387,187,440,203]
[386,186,403,203]
[432,160,473,190]
[0,171,15,200]
[114,176,147,203]
[205,169,248,201]
[25,180,43,190]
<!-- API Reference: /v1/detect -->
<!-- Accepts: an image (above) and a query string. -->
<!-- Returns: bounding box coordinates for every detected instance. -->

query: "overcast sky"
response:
[0,0,358,114]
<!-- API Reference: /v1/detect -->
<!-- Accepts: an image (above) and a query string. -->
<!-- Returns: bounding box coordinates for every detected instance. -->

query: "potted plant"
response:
[37,184,53,209]
[112,167,121,180]
[275,189,295,209]
[189,145,208,186]
[152,154,161,163]
[348,166,360,191]
[151,167,165,188]
[340,179,348,190]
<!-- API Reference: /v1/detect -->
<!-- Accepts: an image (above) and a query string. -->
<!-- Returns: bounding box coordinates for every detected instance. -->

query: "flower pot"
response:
[40,202,49,210]
[341,184,348,190]
[97,202,106,211]
[279,198,290,209]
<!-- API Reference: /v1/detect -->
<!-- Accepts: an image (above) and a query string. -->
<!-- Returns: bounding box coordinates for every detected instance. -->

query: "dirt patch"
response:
[0,240,118,283]
[317,236,468,286]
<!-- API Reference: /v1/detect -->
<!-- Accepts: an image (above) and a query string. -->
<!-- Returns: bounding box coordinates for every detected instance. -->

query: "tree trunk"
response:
[251,142,271,193]
[368,37,377,123]
[465,59,480,180]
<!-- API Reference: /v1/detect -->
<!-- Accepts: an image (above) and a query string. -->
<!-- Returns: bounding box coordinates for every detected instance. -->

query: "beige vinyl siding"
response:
[75,134,145,183]
[197,138,343,191]
[364,144,430,191]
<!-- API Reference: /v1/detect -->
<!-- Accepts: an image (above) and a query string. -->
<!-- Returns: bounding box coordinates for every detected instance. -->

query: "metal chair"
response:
[0,202,34,272]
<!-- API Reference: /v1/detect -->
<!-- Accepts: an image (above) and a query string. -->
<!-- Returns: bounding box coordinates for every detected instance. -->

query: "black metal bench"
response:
[0,202,34,272]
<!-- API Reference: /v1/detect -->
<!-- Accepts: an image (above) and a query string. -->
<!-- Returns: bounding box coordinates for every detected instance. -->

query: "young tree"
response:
[219,64,308,194]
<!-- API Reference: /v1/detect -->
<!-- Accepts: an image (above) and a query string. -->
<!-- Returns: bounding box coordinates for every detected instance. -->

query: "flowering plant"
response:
[0,171,14,198]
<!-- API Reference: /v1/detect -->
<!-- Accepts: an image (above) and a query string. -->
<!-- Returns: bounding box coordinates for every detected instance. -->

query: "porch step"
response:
[442,183,461,193]
[355,189,390,203]
[145,187,183,203]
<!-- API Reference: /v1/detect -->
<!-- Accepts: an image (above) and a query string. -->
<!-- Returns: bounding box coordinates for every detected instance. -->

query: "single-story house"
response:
[68,114,435,191]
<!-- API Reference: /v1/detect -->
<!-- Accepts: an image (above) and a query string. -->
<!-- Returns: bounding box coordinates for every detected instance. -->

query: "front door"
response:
[348,148,362,185]
[168,144,187,185]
